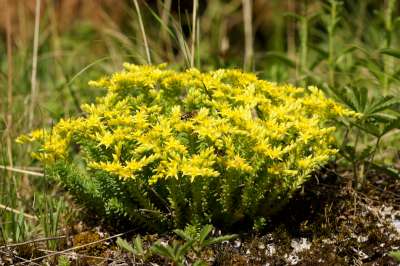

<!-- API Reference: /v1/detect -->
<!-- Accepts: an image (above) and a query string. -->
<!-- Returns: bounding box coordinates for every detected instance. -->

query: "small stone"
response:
[265,244,276,256]
[291,238,311,253]
[357,236,368,243]
[285,254,300,265]
[234,240,241,248]
[392,219,400,233]
[159,240,168,247]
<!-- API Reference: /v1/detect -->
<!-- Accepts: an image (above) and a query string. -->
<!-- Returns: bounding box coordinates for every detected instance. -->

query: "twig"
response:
[36,248,125,263]
[139,208,168,215]
[132,0,152,64]
[21,229,137,264]
[350,188,386,224]
[0,165,44,177]
[0,203,38,221]
[0,250,41,266]
[366,182,400,201]
[149,187,172,215]
[0,236,66,249]
[28,0,41,130]
[364,136,382,178]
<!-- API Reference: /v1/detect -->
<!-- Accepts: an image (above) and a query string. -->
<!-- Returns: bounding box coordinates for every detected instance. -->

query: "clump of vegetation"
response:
[117,224,237,265]
[18,64,355,231]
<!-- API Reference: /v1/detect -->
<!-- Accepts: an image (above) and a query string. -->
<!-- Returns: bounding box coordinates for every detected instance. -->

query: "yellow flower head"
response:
[18,64,354,188]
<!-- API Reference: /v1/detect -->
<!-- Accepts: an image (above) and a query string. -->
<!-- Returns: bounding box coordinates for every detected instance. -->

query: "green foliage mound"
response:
[18,64,355,231]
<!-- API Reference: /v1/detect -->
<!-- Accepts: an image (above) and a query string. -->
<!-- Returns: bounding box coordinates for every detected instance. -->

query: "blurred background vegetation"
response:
[0,0,399,247]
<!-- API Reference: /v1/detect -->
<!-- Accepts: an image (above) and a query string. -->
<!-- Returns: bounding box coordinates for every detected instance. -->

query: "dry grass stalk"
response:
[2,236,66,248]
[0,203,38,221]
[286,0,296,59]
[160,0,173,60]
[28,0,41,131]
[242,0,254,71]
[132,0,152,64]
[0,250,41,266]
[0,165,44,177]
[5,0,14,170]
[190,0,198,67]
[23,230,135,264]
[37,249,125,264]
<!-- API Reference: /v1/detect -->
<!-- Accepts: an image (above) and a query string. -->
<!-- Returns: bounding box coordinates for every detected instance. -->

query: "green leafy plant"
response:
[151,239,196,266]
[117,235,150,262]
[39,197,66,250]
[0,178,33,244]
[265,0,400,187]
[173,224,237,256]
[117,224,236,266]
[0,212,29,243]
[18,64,355,230]
[331,86,400,186]
[390,250,400,262]
[57,255,71,266]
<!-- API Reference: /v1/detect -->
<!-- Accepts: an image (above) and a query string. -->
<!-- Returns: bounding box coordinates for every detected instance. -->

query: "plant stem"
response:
[364,136,382,176]
[29,0,41,131]
[383,0,396,95]
[328,0,339,87]
[242,0,254,71]
[190,0,198,68]
[160,0,173,61]
[196,17,201,68]
[133,0,152,64]
[352,127,362,183]
[286,0,296,59]
[299,2,309,86]
[5,0,13,170]
[299,18,308,85]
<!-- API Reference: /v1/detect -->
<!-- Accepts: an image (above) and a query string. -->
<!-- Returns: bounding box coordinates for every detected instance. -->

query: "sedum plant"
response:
[18,64,355,231]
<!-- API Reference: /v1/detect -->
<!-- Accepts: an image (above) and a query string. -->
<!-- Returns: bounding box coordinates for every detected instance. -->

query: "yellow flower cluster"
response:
[18,64,356,192]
